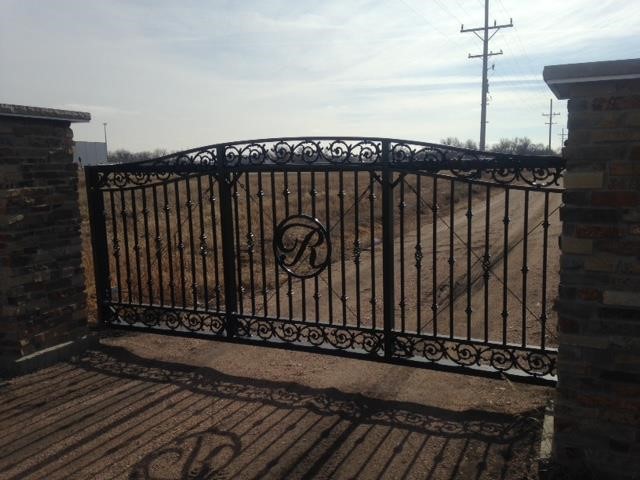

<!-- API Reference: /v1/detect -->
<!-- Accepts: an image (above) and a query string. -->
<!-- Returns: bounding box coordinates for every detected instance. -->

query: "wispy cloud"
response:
[1,0,637,150]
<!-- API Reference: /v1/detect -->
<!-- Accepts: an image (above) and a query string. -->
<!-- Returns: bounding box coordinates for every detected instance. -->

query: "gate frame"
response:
[86,136,565,385]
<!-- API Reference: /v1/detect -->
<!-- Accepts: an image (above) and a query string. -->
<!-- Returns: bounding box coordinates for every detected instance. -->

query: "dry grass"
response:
[78,170,97,325]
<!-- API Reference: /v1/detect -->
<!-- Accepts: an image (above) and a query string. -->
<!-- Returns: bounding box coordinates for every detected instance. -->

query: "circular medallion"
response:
[274,214,331,279]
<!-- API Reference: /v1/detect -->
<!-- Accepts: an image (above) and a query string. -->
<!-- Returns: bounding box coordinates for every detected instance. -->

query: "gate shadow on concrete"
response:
[0,343,544,480]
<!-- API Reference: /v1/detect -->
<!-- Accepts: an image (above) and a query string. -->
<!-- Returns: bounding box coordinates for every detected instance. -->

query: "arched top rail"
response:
[87,136,565,188]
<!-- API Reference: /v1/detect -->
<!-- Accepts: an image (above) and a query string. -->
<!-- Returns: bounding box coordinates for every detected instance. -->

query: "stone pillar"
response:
[0,104,92,375]
[544,59,640,478]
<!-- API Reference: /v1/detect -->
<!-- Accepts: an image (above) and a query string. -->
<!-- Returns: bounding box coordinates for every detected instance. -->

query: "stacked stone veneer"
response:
[544,60,640,478]
[0,104,90,373]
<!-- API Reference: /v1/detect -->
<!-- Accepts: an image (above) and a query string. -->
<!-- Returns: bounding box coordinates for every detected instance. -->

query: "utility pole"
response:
[542,99,560,151]
[103,122,109,161]
[558,127,567,148]
[461,0,512,151]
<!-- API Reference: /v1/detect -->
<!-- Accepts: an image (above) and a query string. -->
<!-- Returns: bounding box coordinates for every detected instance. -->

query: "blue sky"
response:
[1,0,638,152]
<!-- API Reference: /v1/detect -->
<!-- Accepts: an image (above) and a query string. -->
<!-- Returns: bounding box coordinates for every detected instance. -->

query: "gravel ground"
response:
[0,331,552,480]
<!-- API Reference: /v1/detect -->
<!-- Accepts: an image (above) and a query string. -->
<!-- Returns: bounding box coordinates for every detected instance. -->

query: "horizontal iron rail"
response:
[105,300,557,353]
[427,172,565,192]
[89,157,564,174]
[104,321,557,387]
[91,168,565,195]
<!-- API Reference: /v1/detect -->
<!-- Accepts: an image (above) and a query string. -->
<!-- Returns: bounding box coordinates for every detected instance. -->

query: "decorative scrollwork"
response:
[236,317,384,355]
[96,170,200,189]
[90,137,564,190]
[109,304,226,335]
[104,303,555,379]
[392,334,556,378]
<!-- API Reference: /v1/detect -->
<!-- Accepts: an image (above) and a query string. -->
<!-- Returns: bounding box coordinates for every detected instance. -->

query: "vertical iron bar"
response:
[382,140,395,359]
[232,174,243,315]
[109,189,122,304]
[431,176,438,336]
[270,172,281,318]
[416,175,422,334]
[541,191,550,350]
[354,171,361,328]
[311,172,320,323]
[502,188,510,345]
[244,172,256,315]
[197,176,209,310]
[521,190,530,347]
[85,168,111,325]
[448,180,455,339]
[152,186,164,306]
[119,190,132,304]
[208,175,221,312]
[217,145,238,337]
[339,170,347,326]
[284,171,293,320]
[297,171,306,322]
[325,171,334,325]
[483,185,491,343]
[466,182,472,340]
[130,190,143,303]
[185,177,198,307]
[257,172,268,316]
[174,182,187,308]
[141,187,153,305]
[163,183,175,307]
[399,177,405,333]
[369,172,377,330]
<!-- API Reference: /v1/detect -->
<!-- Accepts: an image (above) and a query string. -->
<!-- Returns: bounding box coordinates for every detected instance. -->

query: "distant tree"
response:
[440,136,557,154]
[108,149,168,163]
[489,137,552,155]
[440,137,479,150]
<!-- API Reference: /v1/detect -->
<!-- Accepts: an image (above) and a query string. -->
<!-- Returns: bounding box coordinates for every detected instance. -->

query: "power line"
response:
[542,98,561,151]
[433,0,464,25]
[461,0,513,151]
[395,0,464,47]
[494,0,552,100]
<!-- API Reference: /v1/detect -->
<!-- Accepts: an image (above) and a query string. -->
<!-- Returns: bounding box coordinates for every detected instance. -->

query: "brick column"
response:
[544,59,640,478]
[0,104,93,375]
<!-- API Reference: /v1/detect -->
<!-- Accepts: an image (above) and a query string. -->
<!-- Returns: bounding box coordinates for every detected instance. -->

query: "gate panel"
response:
[391,172,562,377]
[230,169,385,355]
[87,169,228,336]
[85,137,564,384]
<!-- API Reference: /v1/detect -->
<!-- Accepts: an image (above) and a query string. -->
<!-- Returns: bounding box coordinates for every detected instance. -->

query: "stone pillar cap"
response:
[543,58,640,99]
[0,103,90,123]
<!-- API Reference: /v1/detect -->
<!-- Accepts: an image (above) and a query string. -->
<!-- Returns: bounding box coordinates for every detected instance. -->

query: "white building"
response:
[73,141,107,166]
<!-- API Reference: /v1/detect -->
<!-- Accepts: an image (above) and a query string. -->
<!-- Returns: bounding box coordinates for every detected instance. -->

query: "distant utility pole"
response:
[558,127,567,148]
[461,0,513,151]
[103,122,109,160]
[542,99,560,151]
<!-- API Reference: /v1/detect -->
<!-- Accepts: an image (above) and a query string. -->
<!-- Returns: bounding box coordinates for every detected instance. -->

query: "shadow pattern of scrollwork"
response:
[78,345,540,444]
[128,428,240,480]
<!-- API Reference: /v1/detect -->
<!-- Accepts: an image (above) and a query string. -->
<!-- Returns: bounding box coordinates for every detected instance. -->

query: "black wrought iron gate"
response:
[86,137,564,384]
